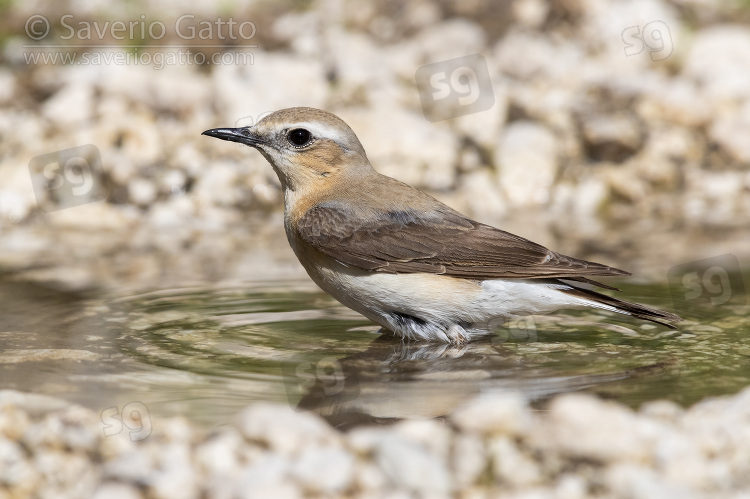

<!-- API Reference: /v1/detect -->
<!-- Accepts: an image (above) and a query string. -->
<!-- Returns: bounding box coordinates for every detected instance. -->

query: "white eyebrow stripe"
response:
[290,121,347,145]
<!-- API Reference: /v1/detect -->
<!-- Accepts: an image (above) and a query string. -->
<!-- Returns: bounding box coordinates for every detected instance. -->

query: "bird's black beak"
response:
[201,127,266,147]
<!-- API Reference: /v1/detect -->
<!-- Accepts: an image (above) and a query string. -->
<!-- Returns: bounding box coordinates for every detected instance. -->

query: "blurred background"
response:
[2,4,750,497]
[0,0,749,291]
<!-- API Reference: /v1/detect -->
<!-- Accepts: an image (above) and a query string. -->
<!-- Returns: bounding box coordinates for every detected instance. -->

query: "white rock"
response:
[0,163,36,224]
[490,436,541,487]
[394,419,452,463]
[42,83,94,126]
[236,403,337,455]
[192,161,241,208]
[574,177,608,219]
[92,482,143,499]
[0,405,29,441]
[46,202,136,232]
[450,392,530,435]
[273,11,321,57]
[212,51,328,124]
[0,69,15,103]
[657,432,713,490]
[579,0,680,64]
[339,106,458,190]
[637,80,711,127]
[148,197,195,230]
[149,442,197,499]
[160,170,188,196]
[452,433,487,488]
[0,437,36,487]
[709,102,750,164]
[353,462,388,491]
[684,26,750,102]
[402,1,442,31]
[375,435,452,496]
[495,121,558,207]
[496,31,585,82]
[513,0,549,28]
[235,454,295,498]
[606,463,695,499]
[325,28,401,105]
[57,406,101,453]
[103,448,156,484]
[346,426,391,454]
[382,17,485,88]
[90,113,163,166]
[638,126,701,183]
[451,85,508,152]
[540,394,664,463]
[554,474,588,499]
[34,449,98,497]
[640,399,684,423]
[290,446,354,493]
[195,430,242,477]
[410,19,487,64]
[128,178,158,206]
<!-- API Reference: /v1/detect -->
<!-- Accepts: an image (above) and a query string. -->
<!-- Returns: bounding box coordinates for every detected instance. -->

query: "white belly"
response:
[292,246,595,342]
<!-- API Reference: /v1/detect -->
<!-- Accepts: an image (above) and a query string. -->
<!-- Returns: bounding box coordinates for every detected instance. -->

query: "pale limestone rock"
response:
[490,436,541,487]
[410,19,487,65]
[540,393,664,463]
[450,392,530,435]
[637,80,712,127]
[42,84,94,127]
[234,454,299,499]
[236,403,337,456]
[92,482,143,499]
[128,178,158,207]
[339,106,458,190]
[451,433,487,489]
[684,26,750,102]
[606,463,695,499]
[513,0,549,28]
[290,446,355,494]
[212,51,328,125]
[393,419,452,464]
[375,435,452,496]
[709,102,750,164]
[495,121,558,207]
[0,69,14,103]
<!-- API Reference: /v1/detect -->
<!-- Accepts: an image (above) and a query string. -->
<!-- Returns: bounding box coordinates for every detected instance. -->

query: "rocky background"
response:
[2,2,750,497]
[0,0,749,290]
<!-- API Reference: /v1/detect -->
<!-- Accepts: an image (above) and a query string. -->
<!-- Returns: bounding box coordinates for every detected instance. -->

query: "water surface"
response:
[0,275,748,429]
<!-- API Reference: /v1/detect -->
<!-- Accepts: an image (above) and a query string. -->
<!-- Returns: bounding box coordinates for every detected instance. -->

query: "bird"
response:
[202,107,682,344]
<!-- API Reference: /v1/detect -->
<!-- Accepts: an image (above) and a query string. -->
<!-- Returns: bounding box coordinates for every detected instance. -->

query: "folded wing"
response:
[297,203,630,284]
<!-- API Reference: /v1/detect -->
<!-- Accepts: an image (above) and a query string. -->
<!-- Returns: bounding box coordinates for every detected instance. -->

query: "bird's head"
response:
[203,107,372,193]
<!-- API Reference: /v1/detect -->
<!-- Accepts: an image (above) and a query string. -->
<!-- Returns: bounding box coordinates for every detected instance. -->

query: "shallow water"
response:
[1,273,748,429]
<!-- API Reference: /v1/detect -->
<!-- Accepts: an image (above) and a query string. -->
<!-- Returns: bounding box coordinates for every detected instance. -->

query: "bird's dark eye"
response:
[287,128,312,147]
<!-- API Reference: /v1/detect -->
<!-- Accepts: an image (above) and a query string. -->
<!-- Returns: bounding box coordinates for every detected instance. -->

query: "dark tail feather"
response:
[559,282,683,329]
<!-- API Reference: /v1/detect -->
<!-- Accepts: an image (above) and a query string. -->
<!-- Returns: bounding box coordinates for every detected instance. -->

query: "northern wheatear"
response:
[203,107,681,343]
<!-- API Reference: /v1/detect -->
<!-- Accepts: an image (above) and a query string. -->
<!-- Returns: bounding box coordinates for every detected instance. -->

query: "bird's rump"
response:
[297,203,631,284]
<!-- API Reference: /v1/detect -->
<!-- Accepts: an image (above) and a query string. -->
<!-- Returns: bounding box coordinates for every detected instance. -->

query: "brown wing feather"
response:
[297,203,630,282]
